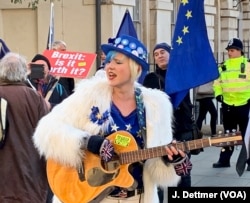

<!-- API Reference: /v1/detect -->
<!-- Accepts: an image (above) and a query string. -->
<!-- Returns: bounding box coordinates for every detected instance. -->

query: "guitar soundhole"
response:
[87,165,120,187]
[102,160,120,171]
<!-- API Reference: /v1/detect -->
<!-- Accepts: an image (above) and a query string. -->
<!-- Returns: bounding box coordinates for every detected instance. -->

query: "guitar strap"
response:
[135,87,147,148]
[77,88,146,184]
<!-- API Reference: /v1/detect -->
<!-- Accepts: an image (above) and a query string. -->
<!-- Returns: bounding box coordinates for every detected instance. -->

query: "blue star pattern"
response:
[111,124,119,132]
[89,106,110,125]
[125,124,132,131]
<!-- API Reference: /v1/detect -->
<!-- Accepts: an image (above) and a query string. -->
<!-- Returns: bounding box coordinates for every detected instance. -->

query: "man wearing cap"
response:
[33,35,192,203]
[213,38,250,171]
[27,54,68,110]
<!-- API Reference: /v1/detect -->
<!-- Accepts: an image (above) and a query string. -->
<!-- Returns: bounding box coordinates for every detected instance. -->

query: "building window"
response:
[133,0,141,39]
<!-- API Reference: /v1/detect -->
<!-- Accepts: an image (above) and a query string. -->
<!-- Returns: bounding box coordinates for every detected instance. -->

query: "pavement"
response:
[191,125,250,187]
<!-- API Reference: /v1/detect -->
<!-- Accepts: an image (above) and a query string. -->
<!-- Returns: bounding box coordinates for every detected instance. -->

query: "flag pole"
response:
[47,1,54,50]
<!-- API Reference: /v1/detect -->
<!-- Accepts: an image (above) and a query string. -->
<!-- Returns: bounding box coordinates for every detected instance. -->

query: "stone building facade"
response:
[0,0,250,74]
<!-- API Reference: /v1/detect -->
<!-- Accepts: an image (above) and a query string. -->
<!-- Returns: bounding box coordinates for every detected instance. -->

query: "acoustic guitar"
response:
[47,130,242,203]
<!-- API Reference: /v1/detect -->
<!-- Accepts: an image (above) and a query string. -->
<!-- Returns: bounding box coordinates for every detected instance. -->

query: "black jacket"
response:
[143,68,193,138]
[27,75,68,108]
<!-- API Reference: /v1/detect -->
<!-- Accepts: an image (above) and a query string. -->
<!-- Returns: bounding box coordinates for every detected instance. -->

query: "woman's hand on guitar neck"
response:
[163,141,193,176]
[164,144,186,162]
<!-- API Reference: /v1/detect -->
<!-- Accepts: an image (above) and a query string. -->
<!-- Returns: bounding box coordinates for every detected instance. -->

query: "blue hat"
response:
[153,42,171,54]
[101,35,149,77]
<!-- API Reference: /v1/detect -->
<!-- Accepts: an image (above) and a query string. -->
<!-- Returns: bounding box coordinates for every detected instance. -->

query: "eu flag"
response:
[0,39,10,59]
[165,0,219,108]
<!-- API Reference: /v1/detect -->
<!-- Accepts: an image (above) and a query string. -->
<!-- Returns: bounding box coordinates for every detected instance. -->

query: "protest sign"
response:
[43,50,96,78]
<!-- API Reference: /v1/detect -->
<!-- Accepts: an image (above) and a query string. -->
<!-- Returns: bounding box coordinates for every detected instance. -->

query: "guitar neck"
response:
[119,135,242,165]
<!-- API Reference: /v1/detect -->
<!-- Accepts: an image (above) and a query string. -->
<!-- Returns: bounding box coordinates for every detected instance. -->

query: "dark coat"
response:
[58,77,75,95]
[0,81,49,202]
[28,75,69,109]
[143,68,193,138]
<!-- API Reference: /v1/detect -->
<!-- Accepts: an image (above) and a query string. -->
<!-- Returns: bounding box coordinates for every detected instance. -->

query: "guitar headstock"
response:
[211,131,243,147]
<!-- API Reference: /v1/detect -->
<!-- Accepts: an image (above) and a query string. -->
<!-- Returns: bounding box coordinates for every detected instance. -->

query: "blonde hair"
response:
[106,51,142,82]
[129,58,142,81]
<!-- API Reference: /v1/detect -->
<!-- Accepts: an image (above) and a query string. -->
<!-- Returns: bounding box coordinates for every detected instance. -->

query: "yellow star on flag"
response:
[176,36,183,45]
[186,10,192,19]
[181,0,189,6]
[182,26,189,35]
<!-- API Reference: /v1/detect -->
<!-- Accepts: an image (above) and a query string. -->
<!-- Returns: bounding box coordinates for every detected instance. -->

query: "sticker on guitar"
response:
[46,130,242,203]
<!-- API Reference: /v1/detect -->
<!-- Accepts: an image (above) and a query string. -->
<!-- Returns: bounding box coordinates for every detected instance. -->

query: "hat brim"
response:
[225,46,242,51]
[101,44,149,72]
[225,46,244,55]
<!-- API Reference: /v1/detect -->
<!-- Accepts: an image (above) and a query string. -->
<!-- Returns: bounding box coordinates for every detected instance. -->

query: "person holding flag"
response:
[143,42,194,191]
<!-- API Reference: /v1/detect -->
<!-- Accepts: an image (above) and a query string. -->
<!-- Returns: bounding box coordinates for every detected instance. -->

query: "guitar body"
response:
[47,131,138,203]
[47,130,242,203]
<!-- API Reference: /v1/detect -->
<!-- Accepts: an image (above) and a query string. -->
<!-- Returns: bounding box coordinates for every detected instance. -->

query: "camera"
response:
[30,64,45,79]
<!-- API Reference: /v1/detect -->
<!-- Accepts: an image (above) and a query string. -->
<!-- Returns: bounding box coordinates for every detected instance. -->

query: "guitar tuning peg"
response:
[232,129,236,135]
[225,130,230,136]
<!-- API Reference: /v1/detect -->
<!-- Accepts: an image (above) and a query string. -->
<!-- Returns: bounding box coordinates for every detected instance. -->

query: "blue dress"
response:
[106,103,144,196]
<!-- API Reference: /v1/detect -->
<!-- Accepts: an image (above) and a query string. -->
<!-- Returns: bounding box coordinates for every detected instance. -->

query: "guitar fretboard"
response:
[119,135,242,165]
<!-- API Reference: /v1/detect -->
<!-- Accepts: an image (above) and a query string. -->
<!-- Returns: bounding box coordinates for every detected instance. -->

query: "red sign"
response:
[43,50,97,78]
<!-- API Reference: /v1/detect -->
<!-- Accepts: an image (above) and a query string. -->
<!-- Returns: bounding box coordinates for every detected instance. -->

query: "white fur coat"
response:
[33,75,180,203]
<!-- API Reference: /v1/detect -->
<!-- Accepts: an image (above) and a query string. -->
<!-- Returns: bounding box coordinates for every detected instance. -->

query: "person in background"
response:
[0,52,50,202]
[52,40,75,95]
[33,35,192,203]
[143,43,193,193]
[195,81,218,137]
[213,37,250,170]
[28,54,69,203]
[97,49,106,71]
[27,54,68,110]
[95,49,107,78]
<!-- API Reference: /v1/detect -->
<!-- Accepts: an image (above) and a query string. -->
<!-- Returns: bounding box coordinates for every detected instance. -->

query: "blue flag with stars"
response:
[165,0,219,108]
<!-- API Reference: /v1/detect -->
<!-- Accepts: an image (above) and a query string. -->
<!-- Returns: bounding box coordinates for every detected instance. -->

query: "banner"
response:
[43,50,96,78]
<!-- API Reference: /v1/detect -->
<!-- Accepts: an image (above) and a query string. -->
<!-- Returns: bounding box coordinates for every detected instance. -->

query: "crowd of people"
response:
[0,36,249,203]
